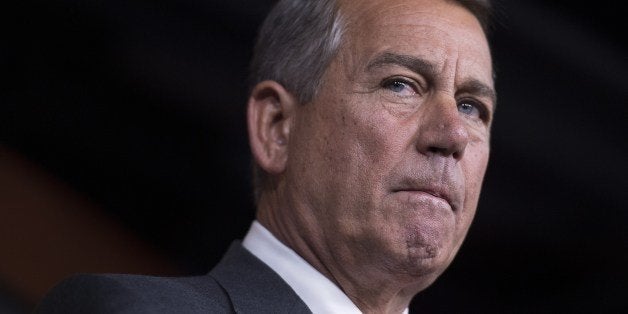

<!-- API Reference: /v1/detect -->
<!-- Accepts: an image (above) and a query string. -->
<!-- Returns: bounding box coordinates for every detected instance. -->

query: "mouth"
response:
[392,187,456,211]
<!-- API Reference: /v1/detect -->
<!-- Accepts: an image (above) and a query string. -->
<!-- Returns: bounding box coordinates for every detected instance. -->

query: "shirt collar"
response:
[242,221,362,314]
[242,221,409,314]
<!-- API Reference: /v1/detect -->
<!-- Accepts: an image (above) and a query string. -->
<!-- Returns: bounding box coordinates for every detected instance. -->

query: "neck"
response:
[256,191,421,314]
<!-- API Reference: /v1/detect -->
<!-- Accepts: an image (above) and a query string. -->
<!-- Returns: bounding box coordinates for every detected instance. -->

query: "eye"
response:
[381,78,417,96]
[457,99,484,120]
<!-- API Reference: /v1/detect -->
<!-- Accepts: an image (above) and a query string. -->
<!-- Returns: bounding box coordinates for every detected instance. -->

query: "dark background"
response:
[2,0,626,313]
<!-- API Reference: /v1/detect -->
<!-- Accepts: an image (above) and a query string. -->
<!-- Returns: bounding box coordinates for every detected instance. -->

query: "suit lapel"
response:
[210,241,312,313]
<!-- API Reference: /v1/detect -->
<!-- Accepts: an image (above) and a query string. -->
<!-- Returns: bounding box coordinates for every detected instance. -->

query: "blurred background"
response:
[1,0,626,312]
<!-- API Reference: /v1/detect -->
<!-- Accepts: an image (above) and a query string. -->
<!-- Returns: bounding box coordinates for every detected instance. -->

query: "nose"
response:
[415,94,470,160]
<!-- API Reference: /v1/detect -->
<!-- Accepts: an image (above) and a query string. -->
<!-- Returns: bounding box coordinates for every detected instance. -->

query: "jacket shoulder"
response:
[35,273,233,314]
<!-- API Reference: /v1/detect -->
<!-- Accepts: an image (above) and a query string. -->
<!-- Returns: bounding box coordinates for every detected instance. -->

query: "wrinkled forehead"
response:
[339,0,485,32]
[337,0,493,84]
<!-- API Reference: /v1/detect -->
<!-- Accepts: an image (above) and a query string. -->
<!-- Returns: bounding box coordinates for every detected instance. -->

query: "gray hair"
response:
[249,0,492,203]
[248,0,345,105]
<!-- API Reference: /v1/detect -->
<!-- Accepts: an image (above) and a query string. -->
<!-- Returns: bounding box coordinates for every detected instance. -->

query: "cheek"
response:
[288,102,379,206]
[349,106,414,170]
[461,144,490,213]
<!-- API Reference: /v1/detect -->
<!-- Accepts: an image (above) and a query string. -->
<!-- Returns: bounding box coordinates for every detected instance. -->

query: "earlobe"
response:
[247,81,297,175]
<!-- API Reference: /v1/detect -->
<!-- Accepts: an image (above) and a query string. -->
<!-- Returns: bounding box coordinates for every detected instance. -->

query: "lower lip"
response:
[394,190,452,211]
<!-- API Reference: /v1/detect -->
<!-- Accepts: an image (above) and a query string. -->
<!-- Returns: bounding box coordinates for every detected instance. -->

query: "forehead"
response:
[337,0,493,85]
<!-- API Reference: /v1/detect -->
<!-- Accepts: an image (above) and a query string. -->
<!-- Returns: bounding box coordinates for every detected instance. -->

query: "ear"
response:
[247,81,298,175]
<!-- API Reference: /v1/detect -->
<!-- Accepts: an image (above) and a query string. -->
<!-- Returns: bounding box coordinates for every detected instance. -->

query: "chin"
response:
[391,226,458,281]
[405,245,453,275]
[388,253,451,293]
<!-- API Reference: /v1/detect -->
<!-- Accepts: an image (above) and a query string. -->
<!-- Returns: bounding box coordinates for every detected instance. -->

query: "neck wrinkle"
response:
[256,190,415,314]
[256,188,337,282]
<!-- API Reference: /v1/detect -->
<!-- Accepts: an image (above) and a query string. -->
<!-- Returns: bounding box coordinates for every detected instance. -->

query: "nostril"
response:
[428,146,443,154]
[427,145,450,156]
[426,144,465,159]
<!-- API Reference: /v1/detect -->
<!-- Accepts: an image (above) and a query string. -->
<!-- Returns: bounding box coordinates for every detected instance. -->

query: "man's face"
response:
[284,0,494,289]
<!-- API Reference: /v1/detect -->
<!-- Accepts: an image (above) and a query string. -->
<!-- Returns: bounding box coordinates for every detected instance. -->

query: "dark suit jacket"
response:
[35,242,312,313]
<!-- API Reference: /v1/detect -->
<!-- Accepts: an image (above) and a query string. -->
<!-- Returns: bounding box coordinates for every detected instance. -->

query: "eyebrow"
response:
[366,52,497,106]
[458,78,497,107]
[367,52,437,78]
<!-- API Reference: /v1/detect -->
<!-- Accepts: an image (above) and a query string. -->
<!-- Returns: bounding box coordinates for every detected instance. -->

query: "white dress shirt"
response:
[242,221,409,314]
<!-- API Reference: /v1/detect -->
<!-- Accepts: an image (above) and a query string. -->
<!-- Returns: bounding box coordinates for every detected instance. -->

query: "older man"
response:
[37,0,495,313]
